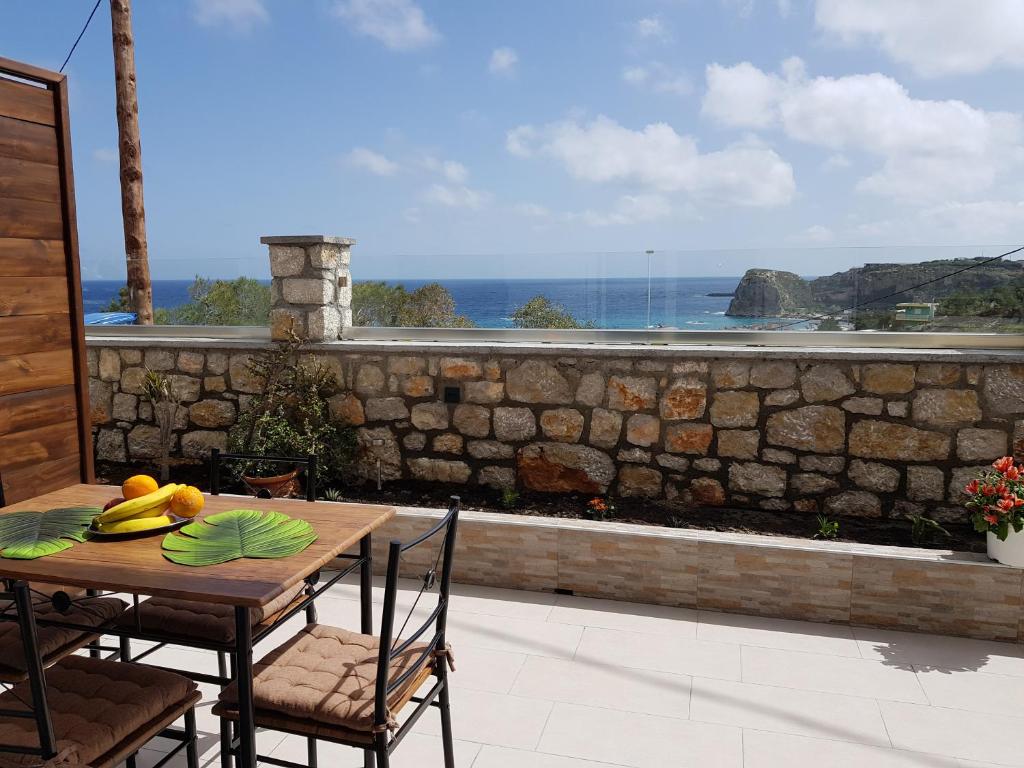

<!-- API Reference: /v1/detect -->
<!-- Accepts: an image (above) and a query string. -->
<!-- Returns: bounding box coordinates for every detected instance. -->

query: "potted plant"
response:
[964,456,1024,566]
[227,335,356,497]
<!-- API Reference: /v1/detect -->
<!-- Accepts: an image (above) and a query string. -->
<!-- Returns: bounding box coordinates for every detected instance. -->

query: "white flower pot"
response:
[987,529,1024,567]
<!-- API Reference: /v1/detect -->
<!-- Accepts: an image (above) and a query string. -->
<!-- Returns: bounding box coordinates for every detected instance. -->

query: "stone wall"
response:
[86,338,1024,522]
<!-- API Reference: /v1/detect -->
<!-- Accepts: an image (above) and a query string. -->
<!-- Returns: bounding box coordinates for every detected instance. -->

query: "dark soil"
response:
[95,461,987,554]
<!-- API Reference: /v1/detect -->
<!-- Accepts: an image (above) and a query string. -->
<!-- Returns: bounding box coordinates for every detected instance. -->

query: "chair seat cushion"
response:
[0,596,127,682]
[0,655,198,767]
[216,624,434,734]
[116,583,305,645]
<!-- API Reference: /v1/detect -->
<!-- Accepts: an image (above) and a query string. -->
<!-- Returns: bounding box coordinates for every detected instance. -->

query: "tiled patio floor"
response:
[133,577,1024,768]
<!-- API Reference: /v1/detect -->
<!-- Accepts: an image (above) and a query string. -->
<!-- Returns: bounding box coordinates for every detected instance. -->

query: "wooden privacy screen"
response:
[0,57,92,504]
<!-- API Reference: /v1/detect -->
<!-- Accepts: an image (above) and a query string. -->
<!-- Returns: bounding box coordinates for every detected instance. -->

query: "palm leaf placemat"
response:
[161,509,318,566]
[0,507,100,559]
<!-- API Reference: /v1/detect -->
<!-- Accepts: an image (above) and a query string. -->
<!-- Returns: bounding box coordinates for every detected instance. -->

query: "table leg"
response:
[360,534,374,768]
[233,607,256,768]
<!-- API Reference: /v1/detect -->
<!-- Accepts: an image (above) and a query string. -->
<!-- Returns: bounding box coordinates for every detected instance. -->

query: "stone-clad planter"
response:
[367,505,1024,643]
[87,336,1024,525]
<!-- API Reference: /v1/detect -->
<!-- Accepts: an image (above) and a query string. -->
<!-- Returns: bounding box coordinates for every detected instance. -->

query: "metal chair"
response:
[213,496,461,768]
[0,581,200,768]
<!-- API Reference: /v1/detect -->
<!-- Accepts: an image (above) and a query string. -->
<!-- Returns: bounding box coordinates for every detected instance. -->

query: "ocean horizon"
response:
[82,276,811,330]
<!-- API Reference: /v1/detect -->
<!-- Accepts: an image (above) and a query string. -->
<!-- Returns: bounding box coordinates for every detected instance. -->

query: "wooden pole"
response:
[110,0,153,324]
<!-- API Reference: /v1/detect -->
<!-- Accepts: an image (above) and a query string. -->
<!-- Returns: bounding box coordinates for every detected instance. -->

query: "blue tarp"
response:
[84,312,137,325]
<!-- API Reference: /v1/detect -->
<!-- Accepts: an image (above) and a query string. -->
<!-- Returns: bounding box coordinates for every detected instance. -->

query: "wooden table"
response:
[0,484,396,768]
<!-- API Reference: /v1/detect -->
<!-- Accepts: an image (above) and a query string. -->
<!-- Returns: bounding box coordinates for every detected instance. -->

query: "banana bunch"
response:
[95,483,182,533]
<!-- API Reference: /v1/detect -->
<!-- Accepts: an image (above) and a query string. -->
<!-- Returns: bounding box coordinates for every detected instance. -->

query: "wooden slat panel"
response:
[0,155,60,203]
[0,78,55,126]
[0,314,71,356]
[0,196,62,239]
[0,277,69,317]
[0,114,58,164]
[0,419,79,474]
[0,455,81,506]
[0,386,78,437]
[0,348,74,397]
[0,238,65,276]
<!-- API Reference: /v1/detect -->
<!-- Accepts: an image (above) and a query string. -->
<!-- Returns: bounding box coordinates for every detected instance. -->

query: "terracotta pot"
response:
[242,468,300,499]
[987,529,1024,568]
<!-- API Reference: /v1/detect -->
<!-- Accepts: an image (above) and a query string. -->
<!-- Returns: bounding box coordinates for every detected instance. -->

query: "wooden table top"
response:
[0,484,395,607]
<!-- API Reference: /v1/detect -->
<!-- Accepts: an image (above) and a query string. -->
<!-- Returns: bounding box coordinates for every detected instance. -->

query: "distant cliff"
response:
[726,258,1024,317]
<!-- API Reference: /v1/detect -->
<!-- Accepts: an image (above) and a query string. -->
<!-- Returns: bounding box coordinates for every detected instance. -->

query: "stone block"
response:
[750,361,797,389]
[403,432,426,451]
[268,245,305,276]
[917,364,961,386]
[588,408,622,449]
[365,397,409,422]
[887,401,910,418]
[177,351,204,375]
[95,428,126,462]
[411,402,450,431]
[440,357,482,380]
[790,473,839,495]
[710,360,749,389]
[762,448,796,464]
[849,421,950,462]
[825,490,881,517]
[764,389,800,407]
[575,372,605,407]
[432,433,464,454]
[710,390,759,427]
[717,430,760,459]
[270,308,304,340]
[842,397,883,415]
[801,364,854,403]
[672,361,708,377]
[607,375,658,411]
[111,393,137,422]
[328,393,365,426]
[617,448,651,464]
[467,440,514,460]
[729,462,787,497]
[660,379,707,420]
[181,430,227,459]
[400,375,434,398]
[957,428,1008,462]
[119,349,142,365]
[98,348,121,382]
[693,458,722,472]
[664,423,713,455]
[127,425,162,460]
[907,466,945,501]
[949,465,991,504]
[306,306,341,341]
[493,407,535,441]
[912,389,982,427]
[689,477,726,506]
[282,277,333,305]
[388,357,426,376]
[229,354,262,394]
[203,375,226,393]
[617,465,663,497]
[168,375,201,403]
[188,399,236,428]
[478,466,515,490]
[144,349,175,371]
[464,380,503,404]
[506,360,572,404]
[354,427,402,482]
[354,364,385,396]
[206,353,228,375]
[89,379,112,425]
[407,458,471,483]
[983,366,1024,414]
[453,404,491,438]
[766,406,845,453]
[625,413,660,447]
[862,364,915,395]
[308,242,349,268]
[517,442,616,493]
[656,454,689,472]
[848,459,900,493]
[540,408,584,443]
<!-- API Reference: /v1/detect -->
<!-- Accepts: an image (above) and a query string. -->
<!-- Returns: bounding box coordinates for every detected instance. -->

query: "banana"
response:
[99,515,174,533]
[97,484,180,524]
[131,499,173,519]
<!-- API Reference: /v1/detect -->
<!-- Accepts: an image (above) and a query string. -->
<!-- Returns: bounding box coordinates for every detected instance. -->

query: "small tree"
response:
[141,369,181,483]
[511,295,593,329]
[163,276,272,326]
[352,281,474,328]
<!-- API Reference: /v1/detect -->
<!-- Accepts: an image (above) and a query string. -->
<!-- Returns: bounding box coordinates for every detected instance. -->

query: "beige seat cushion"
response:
[117,583,306,645]
[0,655,199,768]
[215,624,435,737]
[0,596,127,683]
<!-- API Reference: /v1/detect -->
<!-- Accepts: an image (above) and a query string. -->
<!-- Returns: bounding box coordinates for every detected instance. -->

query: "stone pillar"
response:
[261,235,354,342]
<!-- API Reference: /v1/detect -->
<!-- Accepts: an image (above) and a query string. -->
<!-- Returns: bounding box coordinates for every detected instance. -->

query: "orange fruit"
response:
[122,474,159,500]
[169,485,205,518]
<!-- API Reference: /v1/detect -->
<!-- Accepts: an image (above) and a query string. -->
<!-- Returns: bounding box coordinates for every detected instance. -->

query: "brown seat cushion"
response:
[215,624,435,736]
[0,655,198,768]
[0,596,127,683]
[117,583,306,645]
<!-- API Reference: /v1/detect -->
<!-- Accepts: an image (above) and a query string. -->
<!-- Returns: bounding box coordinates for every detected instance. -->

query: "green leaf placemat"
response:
[161,509,318,566]
[0,507,100,559]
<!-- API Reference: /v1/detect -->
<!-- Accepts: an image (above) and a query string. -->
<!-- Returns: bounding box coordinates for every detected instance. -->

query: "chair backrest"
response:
[0,581,57,760]
[208,448,318,501]
[373,496,460,730]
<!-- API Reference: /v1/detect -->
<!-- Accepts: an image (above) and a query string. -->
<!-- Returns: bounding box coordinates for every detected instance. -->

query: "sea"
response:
[82,277,811,330]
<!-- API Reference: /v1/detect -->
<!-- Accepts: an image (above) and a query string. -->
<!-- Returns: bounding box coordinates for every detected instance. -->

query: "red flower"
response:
[1006,466,1021,481]
[998,497,1015,512]
[994,457,1015,475]
[996,483,1008,496]
[985,513,1001,525]
[982,484,997,496]
[965,479,981,495]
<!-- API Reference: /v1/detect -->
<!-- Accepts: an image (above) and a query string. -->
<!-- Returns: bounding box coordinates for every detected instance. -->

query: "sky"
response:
[3,0,1024,280]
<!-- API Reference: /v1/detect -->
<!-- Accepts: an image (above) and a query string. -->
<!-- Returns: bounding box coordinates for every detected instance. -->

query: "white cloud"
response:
[423,184,490,209]
[507,115,795,207]
[815,0,1024,77]
[514,202,549,218]
[568,194,673,227]
[93,147,117,163]
[721,0,755,19]
[633,16,670,42]
[919,200,1024,240]
[347,147,400,176]
[702,58,1024,203]
[822,153,851,171]
[621,63,692,96]
[333,0,440,51]
[192,0,268,32]
[420,156,469,183]
[489,47,518,76]
[789,224,835,244]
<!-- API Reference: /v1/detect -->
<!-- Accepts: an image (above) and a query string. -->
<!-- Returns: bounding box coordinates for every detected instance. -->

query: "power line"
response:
[767,244,1024,331]
[60,0,103,73]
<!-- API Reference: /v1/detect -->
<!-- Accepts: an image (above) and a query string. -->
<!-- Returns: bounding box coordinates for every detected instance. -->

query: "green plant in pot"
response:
[227,335,356,497]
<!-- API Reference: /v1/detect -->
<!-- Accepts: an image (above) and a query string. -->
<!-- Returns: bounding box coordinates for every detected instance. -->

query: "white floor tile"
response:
[444,611,584,659]
[881,700,1024,766]
[698,611,862,657]
[474,745,633,768]
[537,702,742,768]
[269,731,481,768]
[742,645,929,703]
[446,644,527,694]
[415,688,553,751]
[853,627,1024,676]
[743,730,960,768]
[575,626,740,680]
[916,668,1024,714]
[690,677,891,746]
[510,655,691,718]
[548,595,698,637]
